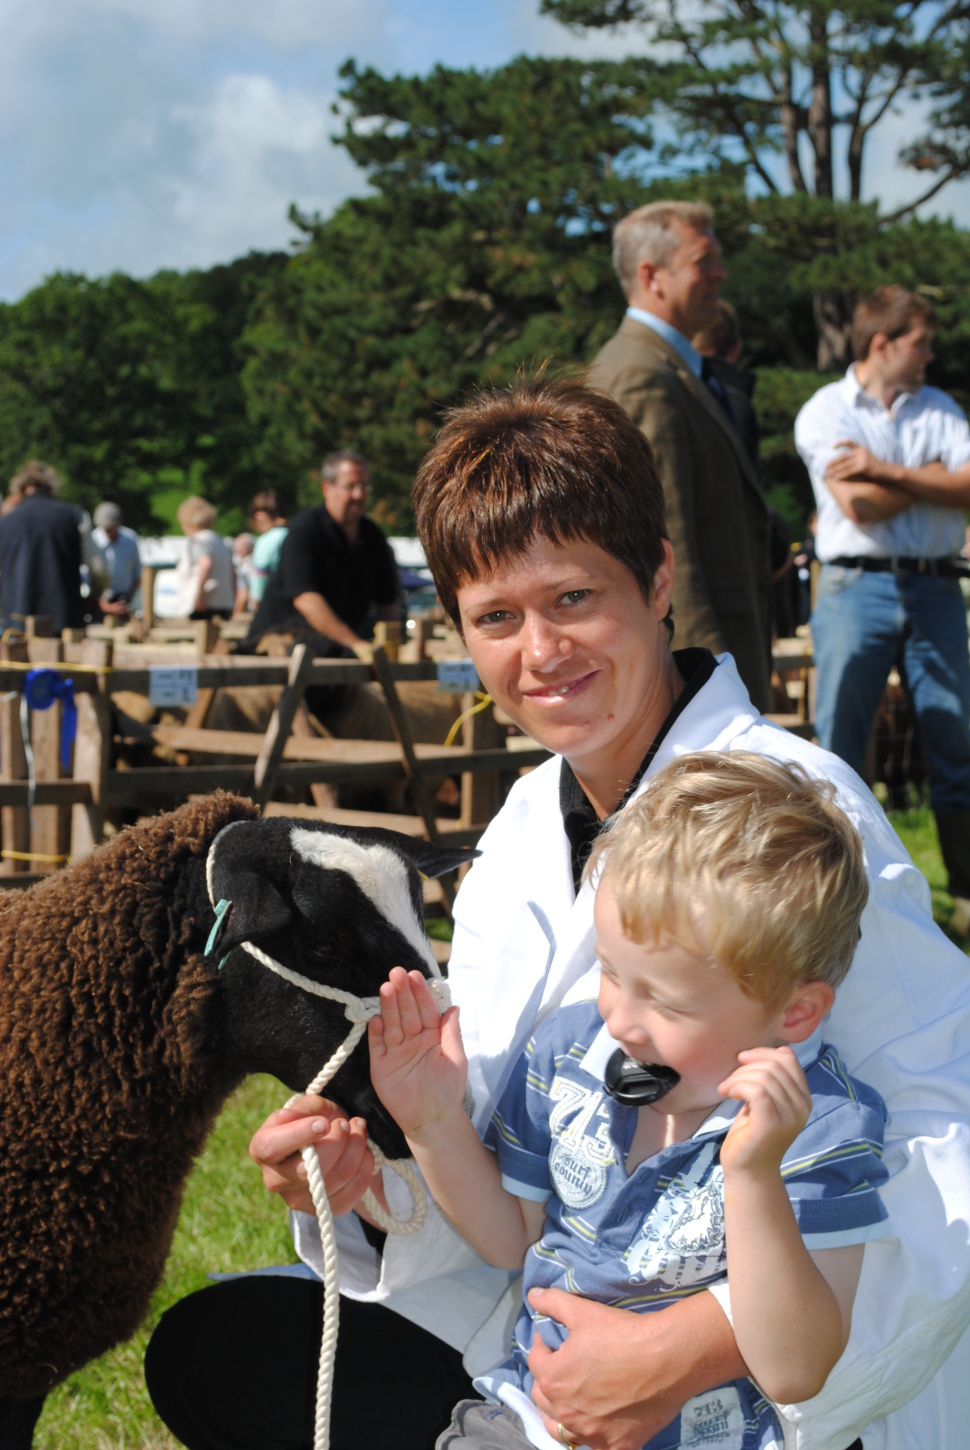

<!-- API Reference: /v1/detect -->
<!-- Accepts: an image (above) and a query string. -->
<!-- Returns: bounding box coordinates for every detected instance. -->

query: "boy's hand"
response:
[368,967,467,1138]
[718,1046,812,1177]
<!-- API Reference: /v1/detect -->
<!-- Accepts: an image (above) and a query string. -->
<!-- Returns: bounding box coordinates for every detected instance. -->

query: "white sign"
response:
[436,659,479,693]
[149,666,199,707]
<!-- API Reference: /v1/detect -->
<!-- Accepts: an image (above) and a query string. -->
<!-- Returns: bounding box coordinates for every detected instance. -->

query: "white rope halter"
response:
[204,837,448,1450]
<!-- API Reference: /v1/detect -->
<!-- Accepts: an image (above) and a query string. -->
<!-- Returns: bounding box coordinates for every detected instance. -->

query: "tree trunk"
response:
[808,8,833,198]
[813,290,851,371]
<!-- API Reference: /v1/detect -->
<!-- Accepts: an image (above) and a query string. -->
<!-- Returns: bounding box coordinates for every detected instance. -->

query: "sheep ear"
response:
[392,838,481,880]
[215,873,293,954]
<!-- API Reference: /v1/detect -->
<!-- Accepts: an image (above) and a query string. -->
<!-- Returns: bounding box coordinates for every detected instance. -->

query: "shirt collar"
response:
[580,1021,826,1138]
[626,307,702,378]
[843,362,921,418]
[559,648,717,892]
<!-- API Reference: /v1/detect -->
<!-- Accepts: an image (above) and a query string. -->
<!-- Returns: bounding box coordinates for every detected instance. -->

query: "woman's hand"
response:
[526,1287,746,1450]
[248,1095,376,1217]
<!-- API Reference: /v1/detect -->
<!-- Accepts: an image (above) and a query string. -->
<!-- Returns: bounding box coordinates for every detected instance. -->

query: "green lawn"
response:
[28,804,966,1446]
[888,802,970,949]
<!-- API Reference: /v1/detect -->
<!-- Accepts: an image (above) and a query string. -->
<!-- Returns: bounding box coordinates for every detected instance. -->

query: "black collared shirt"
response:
[248,505,399,641]
[560,648,717,892]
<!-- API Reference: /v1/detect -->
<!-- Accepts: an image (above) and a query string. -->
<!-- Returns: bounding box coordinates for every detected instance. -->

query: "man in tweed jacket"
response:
[588,201,772,711]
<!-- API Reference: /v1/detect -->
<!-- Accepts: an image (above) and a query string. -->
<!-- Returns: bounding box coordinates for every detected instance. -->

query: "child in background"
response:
[369,752,891,1450]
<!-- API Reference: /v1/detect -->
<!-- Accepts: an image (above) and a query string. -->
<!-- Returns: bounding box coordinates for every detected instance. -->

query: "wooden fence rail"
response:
[0,638,550,889]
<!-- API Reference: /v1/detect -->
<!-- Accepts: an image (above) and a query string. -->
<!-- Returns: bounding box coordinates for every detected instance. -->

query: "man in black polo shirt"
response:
[245,450,400,660]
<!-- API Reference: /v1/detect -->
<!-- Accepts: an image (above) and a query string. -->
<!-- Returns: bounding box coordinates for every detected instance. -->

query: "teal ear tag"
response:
[205,898,232,961]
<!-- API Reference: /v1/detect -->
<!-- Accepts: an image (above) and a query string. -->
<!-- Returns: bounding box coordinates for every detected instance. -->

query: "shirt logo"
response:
[625,1144,725,1286]
[549,1139,608,1209]
[547,1075,614,1209]
[680,1388,746,1448]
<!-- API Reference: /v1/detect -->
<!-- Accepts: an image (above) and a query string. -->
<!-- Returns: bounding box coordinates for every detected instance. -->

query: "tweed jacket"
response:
[588,316,772,710]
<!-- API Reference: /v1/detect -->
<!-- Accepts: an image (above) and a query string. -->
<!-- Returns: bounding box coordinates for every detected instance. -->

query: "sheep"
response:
[0,791,473,1448]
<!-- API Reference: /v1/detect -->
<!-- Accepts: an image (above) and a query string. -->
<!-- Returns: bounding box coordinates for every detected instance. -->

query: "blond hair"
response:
[612,200,715,299]
[590,752,868,1010]
[176,496,217,534]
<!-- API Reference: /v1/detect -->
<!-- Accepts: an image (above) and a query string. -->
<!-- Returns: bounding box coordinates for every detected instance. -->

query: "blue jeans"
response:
[812,565,970,815]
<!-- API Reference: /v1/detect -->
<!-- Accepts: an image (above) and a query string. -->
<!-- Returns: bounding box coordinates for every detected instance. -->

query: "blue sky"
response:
[1,0,967,302]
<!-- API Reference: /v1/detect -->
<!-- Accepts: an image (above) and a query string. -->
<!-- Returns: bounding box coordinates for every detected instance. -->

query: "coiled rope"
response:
[204,845,446,1450]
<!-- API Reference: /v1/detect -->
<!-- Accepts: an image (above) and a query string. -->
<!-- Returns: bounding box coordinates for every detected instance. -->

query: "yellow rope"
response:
[443,691,492,749]
[0,660,111,674]
[1,849,71,863]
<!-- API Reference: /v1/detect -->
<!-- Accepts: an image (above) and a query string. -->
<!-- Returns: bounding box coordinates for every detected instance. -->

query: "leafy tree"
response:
[541,0,970,365]
[0,254,285,533]
[243,54,720,526]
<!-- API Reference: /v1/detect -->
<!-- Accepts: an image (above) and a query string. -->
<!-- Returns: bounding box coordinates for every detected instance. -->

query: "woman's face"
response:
[455,535,675,775]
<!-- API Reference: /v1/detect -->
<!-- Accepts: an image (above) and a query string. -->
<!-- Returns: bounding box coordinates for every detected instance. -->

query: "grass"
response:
[887,800,970,949]
[27,805,966,1444]
[33,1075,298,1450]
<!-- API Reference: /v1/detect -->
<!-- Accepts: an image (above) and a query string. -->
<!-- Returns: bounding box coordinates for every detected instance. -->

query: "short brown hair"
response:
[248,490,287,523]
[692,299,740,360]
[613,200,715,299]
[9,460,62,499]
[851,286,937,362]
[412,377,669,628]
[590,751,868,1010]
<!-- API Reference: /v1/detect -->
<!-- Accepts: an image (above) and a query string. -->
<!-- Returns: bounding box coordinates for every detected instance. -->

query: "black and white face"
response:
[204,819,475,1157]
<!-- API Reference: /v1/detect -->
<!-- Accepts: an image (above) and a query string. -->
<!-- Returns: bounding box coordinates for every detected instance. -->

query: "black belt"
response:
[828,555,970,578]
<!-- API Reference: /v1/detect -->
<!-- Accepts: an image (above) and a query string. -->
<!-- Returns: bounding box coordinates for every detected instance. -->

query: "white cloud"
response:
[0,0,965,301]
[167,74,361,259]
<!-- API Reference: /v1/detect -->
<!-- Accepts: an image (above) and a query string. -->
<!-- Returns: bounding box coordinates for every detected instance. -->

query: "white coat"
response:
[293,654,970,1450]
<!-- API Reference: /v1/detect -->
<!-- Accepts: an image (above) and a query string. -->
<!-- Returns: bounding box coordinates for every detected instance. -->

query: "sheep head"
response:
[204,817,477,1158]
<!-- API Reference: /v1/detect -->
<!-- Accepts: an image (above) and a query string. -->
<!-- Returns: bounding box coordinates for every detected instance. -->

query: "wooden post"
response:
[292,702,339,811]
[371,645,455,912]
[0,677,29,874]
[24,636,68,870]
[193,618,220,657]
[140,565,157,632]
[373,621,402,661]
[71,640,113,860]
[460,693,499,830]
[253,644,314,810]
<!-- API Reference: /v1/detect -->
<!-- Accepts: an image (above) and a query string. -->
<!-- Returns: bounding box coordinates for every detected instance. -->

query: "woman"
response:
[247,489,289,606]
[174,496,236,620]
[147,380,970,1450]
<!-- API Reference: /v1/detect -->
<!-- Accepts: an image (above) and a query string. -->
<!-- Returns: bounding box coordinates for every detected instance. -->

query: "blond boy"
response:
[370,753,890,1450]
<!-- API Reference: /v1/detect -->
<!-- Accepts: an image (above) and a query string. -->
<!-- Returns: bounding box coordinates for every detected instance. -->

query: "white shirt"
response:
[625,307,702,377]
[92,525,141,599]
[173,529,236,615]
[794,365,970,561]
[294,654,970,1450]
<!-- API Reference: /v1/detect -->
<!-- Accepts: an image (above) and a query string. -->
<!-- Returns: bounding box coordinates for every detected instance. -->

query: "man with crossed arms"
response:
[796,285,970,932]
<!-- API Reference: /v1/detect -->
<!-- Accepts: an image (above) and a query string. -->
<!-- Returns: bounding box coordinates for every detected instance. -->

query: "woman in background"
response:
[248,490,289,606]
[174,496,236,620]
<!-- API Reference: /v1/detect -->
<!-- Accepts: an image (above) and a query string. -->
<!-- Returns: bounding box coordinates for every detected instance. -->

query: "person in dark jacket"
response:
[0,461,97,635]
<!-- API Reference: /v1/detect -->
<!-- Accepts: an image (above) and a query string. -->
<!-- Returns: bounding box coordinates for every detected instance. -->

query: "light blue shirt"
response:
[625,306,702,377]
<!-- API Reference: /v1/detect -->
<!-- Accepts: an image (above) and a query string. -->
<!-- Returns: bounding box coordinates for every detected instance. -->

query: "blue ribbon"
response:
[205,897,233,970]
[23,669,77,769]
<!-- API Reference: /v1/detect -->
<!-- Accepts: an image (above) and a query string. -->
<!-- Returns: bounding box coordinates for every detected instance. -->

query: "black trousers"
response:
[144,1276,475,1450]
[144,1276,867,1450]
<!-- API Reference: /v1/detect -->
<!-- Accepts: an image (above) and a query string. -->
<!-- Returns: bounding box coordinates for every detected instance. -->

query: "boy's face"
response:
[594,875,787,1117]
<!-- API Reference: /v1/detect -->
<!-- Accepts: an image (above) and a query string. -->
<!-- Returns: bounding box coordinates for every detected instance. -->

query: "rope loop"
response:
[203,842,445,1450]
